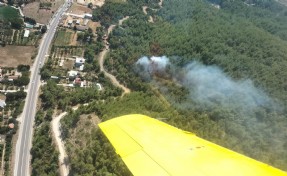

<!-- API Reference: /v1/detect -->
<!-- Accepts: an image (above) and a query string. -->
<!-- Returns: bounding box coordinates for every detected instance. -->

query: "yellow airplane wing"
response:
[99,114,287,176]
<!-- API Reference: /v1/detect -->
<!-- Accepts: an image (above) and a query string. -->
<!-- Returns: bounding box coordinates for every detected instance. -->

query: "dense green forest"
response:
[96,0,287,171]
[38,0,287,174]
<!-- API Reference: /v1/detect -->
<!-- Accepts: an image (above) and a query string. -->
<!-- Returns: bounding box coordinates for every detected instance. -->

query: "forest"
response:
[34,0,287,175]
[99,0,287,171]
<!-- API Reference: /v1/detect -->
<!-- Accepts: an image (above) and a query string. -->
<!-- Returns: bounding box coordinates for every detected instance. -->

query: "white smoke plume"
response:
[135,56,171,80]
[135,56,277,112]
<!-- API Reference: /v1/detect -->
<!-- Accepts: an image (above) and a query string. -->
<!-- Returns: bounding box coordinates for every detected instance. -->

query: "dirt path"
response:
[159,0,163,7]
[0,143,5,176]
[142,0,164,23]
[99,17,131,96]
[51,105,88,176]
[142,6,148,15]
[51,111,69,176]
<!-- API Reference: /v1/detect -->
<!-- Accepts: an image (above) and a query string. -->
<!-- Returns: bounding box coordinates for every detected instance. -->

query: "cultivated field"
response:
[54,29,74,46]
[0,46,35,67]
[0,29,40,46]
[22,0,64,24]
[0,6,19,21]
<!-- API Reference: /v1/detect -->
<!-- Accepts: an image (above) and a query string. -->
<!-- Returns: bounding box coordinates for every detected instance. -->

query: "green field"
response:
[54,30,73,46]
[0,6,20,21]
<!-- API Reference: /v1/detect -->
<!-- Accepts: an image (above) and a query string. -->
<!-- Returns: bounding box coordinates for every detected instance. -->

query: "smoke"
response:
[182,62,274,111]
[135,56,278,113]
[135,57,287,171]
[135,56,171,80]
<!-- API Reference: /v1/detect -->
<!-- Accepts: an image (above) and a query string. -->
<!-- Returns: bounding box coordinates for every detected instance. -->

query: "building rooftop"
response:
[68,70,78,77]
[0,100,6,108]
[24,30,30,38]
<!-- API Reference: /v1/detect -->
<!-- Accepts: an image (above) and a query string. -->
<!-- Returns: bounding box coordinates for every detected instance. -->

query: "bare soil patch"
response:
[76,0,105,7]
[70,32,78,46]
[68,113,100,149]
[68,3,92,14]
[0,46,35,67]
[62,59,74,70]
[22,0,65,24]
[88,21,100,33]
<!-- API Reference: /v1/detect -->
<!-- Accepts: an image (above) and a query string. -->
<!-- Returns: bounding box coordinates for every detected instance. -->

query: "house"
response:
[0,100,6,108]
[68,70,78,78]
[8,123,14,129]
[67,19,73,25]
[24,30,30,38]
[76,25,88,31]
[80,80,87,87]
[59,60,64,67]
[76,19,80,25]
[79,64,84,71]
[96,83,102,91]
[83,19,89,26]
[8,75,19,81]
[34,23,42,29]
[75,57,85,67]
[25,23,34,29]
[50,76,59,79]
[84,13,93,19]
[73,77,81,85]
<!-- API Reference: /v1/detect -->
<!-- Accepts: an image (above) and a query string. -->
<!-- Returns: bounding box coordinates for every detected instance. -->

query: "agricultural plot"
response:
[54,29,73,46]
[1,29,40,46]
[0,6,20,21]
[0,45,34,67]
[12,30,40,46]
[0,28,13,45]
[51,46,84,59]
[22,0,65,24]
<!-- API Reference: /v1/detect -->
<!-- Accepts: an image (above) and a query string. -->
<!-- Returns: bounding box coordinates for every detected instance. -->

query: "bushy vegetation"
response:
[31,110,59,176]
[88,0,287,171]
[0,90,26,175]
[0,6,23,29]
[35,0,287,174]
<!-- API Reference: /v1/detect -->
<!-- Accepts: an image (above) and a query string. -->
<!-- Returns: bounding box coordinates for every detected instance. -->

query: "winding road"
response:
[99,17,131,96]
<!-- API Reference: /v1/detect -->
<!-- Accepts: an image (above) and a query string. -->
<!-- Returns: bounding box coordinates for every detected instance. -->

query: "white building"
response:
[68,70,78,77]
[67,19,73,25]
[84,13,93,19]
[83,19,89,26]
[96,83,102,91]
[75,57,85,67]
[24,30,30,38]
[79,64,84,71]
[0,100,6,108]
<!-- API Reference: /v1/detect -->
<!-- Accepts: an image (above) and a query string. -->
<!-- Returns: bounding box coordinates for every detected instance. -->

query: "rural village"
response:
[0,0,106,174]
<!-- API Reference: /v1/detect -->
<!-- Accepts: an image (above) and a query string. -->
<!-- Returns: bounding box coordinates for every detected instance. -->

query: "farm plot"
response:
[51,46,84,59]
[11,30,40,46]
[0,46,34,67]
[68,3,92,14]
[23,0,65,24]
[0,28,13,45]
[54,30,73,46]
[0,6,20,21]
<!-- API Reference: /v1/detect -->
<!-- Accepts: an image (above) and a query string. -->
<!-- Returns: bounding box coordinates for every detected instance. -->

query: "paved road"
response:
[13,1,71,176]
